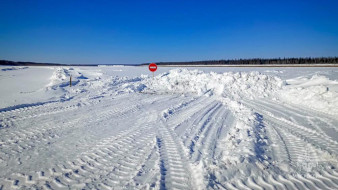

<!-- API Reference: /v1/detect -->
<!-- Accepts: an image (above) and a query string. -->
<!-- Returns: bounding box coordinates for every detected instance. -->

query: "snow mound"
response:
[1,66,28,71]
[141,69,285,100]
[47,67,92,89]
[281,75,338,116]
[119,68,337,116]
[48,67,71,87]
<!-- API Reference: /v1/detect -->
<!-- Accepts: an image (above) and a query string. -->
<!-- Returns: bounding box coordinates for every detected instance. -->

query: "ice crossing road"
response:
[0,66,338,189]
[1,93,338,189]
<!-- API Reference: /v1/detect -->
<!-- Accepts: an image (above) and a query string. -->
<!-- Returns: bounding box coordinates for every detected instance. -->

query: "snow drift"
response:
[126,69,338,117]
[134,69,285,99]
[281,75,338,116]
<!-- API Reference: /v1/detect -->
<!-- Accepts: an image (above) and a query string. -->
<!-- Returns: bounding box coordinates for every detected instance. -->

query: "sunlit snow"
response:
[0,65,337,189]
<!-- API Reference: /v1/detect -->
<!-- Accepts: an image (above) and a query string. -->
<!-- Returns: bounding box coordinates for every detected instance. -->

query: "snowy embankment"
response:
[281,75,338,116]
[128,68,338,116]
[127,69,338,173]
[0,66,338,189]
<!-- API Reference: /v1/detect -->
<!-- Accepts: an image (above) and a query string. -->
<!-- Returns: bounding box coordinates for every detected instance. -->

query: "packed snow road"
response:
[0,66,338,190]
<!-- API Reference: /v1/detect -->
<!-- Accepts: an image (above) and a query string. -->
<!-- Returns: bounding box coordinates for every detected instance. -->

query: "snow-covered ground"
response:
[0,65,338,190]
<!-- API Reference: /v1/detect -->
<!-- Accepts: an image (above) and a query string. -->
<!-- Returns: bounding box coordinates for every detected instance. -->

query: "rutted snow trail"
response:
[0,66,338,190]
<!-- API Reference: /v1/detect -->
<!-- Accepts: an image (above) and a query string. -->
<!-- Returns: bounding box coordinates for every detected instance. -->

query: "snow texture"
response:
[0,65,338,190]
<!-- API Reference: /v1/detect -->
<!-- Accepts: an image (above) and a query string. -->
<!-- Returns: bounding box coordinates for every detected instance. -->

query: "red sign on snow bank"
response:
[149,63,157,72]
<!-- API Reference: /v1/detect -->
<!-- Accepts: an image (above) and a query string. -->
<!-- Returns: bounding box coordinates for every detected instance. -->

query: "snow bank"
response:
[127,69,337,116]
[0,67,55,108]
[122,69,338,169]
[1,66,28,71]
[47,67,71,88]
[281,75,338,116]
[125,69,280,169]
[140,69,285,100]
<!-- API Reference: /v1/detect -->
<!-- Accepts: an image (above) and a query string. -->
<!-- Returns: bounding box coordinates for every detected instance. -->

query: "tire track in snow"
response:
[252,99,338,142]
[0,102,78,130]
[0,93,184,189]
[165,96,214,130]
[160,97,232,190]
[0,112,159,189]
[184,102,221,159]
[189,105,233,189]
[132,143,161,189]
[181,101,235,189]
[0,93,134,129]
[244,100,338,158]
[160,96,239,189]
[157,119,196,190]
[264,119,292,167]
[267,119,318,168]
[0,94,172,160]
[0,99,140,163]
[236,172,338,190]
[241,99,338,190]
[174,101,220,147]
[267,113,338,158]
[188,104,230,162]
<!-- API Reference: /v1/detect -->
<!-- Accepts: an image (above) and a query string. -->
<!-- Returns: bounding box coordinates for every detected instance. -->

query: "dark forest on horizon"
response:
[1,57,338,66]
[146,57,338,66]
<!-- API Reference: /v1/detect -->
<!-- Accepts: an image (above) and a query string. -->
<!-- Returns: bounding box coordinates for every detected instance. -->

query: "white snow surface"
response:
[281,75,338,116]
[0,65,338,190]
[132,69,285,97]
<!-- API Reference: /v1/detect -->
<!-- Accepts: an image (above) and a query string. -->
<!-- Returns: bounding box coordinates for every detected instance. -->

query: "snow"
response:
[0,66,56,109]
[0,65,338,189]
[281,75,338,116]
[135,69,284,98]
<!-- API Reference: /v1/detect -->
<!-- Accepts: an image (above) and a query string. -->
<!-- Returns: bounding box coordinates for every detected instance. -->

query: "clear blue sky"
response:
[1,0,337,64]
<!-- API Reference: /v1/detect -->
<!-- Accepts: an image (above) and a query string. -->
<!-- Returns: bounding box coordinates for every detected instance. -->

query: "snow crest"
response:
[140,69,285,99]
[129,69,337,116]
[281,75,338,116]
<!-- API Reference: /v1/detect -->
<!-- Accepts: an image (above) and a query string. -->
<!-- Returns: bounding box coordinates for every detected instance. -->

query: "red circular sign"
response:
[149,63,157,72]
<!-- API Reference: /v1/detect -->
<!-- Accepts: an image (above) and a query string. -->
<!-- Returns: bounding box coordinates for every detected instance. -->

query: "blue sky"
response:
[0,0,337,64]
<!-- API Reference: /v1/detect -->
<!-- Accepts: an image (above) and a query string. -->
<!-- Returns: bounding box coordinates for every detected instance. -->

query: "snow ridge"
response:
[139,69,285,100]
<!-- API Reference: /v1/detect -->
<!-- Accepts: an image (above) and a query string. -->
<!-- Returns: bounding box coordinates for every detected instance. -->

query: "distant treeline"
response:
[0,60,67,66]
[0,60,104,66]
[0,60,137,66]
[145,57,338,65]
[2,57,338,67]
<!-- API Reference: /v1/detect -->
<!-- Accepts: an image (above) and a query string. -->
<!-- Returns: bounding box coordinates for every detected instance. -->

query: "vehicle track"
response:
[240,99,338,190]
[0,95,170,163]
[0,111,159,189]
[1,84,338,190]
[157,121,195,190]
[244,100,338,157]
